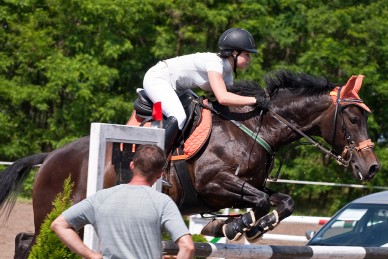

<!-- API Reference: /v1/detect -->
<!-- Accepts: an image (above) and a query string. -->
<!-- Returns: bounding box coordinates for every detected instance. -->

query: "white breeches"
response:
[143,62,186,130]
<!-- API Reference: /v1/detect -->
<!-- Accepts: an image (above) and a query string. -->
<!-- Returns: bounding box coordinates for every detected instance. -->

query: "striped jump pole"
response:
[282,215,331,225]
[163,241,388,259]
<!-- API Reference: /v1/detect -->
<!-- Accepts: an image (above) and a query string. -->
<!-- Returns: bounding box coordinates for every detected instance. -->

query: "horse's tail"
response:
[0,153,48,222]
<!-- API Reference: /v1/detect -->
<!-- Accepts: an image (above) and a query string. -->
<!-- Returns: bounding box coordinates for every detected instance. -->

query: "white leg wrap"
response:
[248,210,256,227]
[272,210,279,227]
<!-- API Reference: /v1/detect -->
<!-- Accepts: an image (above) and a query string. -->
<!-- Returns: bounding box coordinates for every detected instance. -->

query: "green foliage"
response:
[29,176,80,259]
[192,234,207,243]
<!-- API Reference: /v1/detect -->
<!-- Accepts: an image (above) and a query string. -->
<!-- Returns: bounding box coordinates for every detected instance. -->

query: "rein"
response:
[195,100,273,155]
[268,108,350,166]
[197,90,374,177]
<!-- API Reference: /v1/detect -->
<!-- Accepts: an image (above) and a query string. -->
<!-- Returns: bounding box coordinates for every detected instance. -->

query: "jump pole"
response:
[84,122,165,252]
[163,241,388,259]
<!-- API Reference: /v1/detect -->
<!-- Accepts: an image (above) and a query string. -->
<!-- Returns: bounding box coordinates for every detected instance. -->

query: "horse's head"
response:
[321,75,380,181]
[264,71,380,182]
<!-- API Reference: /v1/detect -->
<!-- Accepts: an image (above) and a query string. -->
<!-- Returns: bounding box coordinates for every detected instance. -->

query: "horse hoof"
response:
[14,232,34,259]
[200,219,226,237]
[245,226,264,242]
[222,223,244,241]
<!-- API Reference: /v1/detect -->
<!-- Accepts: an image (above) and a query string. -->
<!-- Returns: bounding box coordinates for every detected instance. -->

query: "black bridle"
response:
[329,86,374,176]
[331,86,367,146]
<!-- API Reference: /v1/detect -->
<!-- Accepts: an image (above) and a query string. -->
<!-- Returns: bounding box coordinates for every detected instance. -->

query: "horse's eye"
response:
[349,117,358,124]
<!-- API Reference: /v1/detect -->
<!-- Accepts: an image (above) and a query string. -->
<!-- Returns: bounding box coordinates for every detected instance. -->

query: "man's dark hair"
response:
[132,144,166,181]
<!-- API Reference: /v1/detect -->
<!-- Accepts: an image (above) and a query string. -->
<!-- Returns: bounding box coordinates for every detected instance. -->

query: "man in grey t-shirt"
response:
[51,144,194,259]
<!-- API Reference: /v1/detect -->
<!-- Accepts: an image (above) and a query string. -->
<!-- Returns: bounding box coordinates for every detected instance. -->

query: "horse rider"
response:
[143,28,270,154]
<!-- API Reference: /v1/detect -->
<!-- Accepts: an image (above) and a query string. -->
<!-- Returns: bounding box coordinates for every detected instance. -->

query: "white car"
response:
[306,191,388,247]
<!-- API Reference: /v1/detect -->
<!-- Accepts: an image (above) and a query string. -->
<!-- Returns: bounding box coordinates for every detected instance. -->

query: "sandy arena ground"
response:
[1,201,35,259]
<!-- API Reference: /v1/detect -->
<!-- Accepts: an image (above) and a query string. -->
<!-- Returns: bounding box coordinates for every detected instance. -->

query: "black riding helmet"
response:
[218,28,258,56]
[218,28,258,77]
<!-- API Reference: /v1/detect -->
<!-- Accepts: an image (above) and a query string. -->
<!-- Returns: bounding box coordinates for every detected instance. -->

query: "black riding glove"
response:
[255,94,270,111]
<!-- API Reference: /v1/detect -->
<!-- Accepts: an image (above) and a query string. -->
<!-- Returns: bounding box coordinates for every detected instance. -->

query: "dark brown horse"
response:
[0,71,380,257]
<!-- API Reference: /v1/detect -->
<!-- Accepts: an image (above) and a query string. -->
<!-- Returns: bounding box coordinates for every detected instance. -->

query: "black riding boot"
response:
[163,116,180,154]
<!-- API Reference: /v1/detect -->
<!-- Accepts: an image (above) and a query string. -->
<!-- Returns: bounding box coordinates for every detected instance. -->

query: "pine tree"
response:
[29,176,80,259]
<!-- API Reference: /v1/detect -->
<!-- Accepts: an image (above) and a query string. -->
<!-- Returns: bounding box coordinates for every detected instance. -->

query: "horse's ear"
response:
[340,75,357,99]
[340,74,371,112]
[353,75,365,93]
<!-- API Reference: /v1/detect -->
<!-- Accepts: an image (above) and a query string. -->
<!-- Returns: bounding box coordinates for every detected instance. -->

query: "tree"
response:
[29,176,80,259]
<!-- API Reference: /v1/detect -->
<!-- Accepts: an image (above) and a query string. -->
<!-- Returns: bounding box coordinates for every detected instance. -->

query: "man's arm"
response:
[51,215,102,259]
[175,234,194,259]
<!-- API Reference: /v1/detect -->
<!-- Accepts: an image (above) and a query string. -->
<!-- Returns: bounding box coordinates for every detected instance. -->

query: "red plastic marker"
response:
[152,102,163,127]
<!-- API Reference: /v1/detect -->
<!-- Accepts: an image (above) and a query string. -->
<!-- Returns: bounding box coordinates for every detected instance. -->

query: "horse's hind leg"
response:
[245,188,294,241]
[14,232,34,259]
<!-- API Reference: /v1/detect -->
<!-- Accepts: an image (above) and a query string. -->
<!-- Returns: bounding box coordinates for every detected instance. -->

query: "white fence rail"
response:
[267,179,388,190]
[0,161,13,166]
[2,160,387,190]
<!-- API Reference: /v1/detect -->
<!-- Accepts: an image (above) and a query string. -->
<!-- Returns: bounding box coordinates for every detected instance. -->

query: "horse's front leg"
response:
[199,173,273,241]
[220,183,274,241]
[245,187,294,242]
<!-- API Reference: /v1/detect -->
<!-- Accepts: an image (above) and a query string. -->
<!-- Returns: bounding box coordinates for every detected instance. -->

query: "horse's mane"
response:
[264,70,336,97]
[228,70,336,98]
[227,80,266,97]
